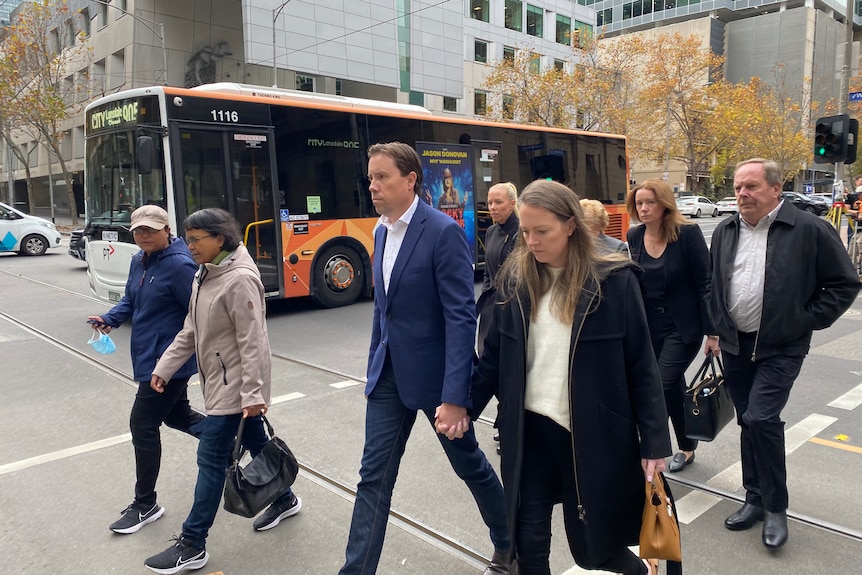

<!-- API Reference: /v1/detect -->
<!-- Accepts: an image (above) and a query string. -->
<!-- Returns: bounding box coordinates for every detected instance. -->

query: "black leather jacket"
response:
[708,201,860,360]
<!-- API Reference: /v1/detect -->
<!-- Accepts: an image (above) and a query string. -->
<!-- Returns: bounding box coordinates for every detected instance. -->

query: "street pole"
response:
[272,1,293,88]
[663,99,670,182]
[46,144,55,224]
[92,0,168,85]
[837,0,854,186]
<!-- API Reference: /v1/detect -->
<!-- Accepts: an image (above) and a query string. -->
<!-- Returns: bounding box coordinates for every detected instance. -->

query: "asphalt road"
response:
[2,231,861,575]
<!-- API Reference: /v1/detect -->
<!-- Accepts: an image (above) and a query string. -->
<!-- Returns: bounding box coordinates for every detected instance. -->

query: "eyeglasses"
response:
[185,234,214,244]
[132,226,163,236]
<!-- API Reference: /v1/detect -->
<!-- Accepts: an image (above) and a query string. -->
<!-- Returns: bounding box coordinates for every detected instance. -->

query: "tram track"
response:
[4,268,862,550]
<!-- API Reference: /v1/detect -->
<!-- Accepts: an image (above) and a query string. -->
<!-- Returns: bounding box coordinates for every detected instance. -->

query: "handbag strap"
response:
[231,414,276,464]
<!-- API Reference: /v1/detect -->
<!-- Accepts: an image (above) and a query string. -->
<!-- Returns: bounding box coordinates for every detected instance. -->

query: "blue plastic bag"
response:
[87,330,116,354]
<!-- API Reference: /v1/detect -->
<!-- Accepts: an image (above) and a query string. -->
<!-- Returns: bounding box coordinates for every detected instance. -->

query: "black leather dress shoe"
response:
[668,451,695,472]
[762,510,789,548]
[724,503,764,531]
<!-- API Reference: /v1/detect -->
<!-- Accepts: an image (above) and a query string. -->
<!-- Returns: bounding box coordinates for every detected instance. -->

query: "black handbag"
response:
[683,353,735,442]
[223,415,299,518]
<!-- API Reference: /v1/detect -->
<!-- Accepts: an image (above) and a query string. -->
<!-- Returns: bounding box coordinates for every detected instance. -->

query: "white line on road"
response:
[784,413,836,453]
[270,392,306,404]
[828,382,862,410]
[330,380,363,389]
[0,433,132,476]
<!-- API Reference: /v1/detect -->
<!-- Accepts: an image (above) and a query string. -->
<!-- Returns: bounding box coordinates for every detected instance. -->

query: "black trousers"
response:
[518,412,645,575]
[130,377,205,506]
[722,332,803,512]
[646,306,701,452]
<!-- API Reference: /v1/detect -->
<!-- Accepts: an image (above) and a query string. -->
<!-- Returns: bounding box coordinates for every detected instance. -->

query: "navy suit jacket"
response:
[366,199,476,411]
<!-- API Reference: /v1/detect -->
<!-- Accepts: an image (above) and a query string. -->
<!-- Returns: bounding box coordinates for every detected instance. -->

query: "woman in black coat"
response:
[626,180,714,472]
[473,180,671,575]
[477,182,519,355]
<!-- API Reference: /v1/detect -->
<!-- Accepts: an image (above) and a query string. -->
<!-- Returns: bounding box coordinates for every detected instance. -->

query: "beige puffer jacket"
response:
[153,244,271,415]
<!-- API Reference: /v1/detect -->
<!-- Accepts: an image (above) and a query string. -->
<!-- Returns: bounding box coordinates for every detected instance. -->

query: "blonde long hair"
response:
[625,179,691,243]
[497,180,629,322]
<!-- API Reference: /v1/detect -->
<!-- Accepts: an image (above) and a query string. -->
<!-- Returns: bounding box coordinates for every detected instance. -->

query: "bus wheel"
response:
[313,245,364,307]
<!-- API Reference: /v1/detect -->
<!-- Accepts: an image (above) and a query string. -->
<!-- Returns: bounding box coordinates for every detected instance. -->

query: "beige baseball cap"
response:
[130,205,169,231]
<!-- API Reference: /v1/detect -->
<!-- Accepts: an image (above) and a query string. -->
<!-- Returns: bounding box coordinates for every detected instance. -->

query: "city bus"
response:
[83,83,630,307]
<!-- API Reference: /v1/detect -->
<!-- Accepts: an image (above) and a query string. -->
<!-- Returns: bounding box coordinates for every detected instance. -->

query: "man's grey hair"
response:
[735,158,782,187]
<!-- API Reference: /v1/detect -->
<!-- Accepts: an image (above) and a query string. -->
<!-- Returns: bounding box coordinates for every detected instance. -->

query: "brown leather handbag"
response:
[640,472,682,563]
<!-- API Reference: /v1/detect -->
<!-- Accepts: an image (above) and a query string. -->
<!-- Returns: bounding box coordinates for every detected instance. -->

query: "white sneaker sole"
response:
[253,496,302,531]
[145,550,209,575]
[111,505,165,534]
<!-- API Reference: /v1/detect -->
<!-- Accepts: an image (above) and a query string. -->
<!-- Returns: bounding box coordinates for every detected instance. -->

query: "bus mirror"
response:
[136,135,154,175]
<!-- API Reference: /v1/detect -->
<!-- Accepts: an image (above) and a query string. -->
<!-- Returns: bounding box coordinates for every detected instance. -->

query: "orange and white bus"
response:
[83,83,630,307]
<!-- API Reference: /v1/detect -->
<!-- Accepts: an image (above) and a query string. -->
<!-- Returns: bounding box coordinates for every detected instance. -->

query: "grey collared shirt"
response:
[727,200,784,333]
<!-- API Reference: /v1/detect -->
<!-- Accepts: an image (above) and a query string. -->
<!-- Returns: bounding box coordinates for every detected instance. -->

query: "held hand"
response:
[704,336,721,357]
[435,403,470,440]
[87,315,112,333]
[243,404,268,418]
[150,375,166,393]
[641,458,666,483]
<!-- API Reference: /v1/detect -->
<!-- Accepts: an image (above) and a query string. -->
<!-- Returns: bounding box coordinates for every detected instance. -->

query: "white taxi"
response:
[0,202,63,256]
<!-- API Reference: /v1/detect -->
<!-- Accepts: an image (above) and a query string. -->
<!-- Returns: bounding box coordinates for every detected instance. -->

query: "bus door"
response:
[172,125,281,295]
[470,140,503,265]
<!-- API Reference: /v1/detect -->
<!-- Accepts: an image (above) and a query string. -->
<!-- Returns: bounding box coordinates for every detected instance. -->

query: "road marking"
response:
[270,392,305,405]
[0,433,131,476]
[330,380,363,389]
[809,437,862,454]
[672,413,836,524]
[828,382,862,410]
[785,413,836,453]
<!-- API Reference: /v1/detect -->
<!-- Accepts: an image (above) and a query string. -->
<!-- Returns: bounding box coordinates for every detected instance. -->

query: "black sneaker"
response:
[252,493,302,531]
[145,536,208,575]
[109,502,165,534]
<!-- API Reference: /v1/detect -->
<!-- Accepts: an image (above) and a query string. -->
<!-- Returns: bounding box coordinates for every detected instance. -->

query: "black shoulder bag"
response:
[683,353,735,442]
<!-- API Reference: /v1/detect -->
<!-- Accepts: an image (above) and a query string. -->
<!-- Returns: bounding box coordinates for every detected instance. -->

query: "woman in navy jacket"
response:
[89,205,202,534]
[626,180,714,472]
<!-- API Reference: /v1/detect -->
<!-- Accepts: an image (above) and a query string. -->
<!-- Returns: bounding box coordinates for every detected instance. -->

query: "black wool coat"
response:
[472,266,672,567]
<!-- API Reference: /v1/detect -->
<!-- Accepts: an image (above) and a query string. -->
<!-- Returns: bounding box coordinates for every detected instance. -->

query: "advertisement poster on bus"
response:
[416,142,476,260]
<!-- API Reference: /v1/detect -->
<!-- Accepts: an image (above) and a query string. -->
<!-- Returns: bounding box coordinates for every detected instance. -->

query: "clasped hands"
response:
[434,402,470,440]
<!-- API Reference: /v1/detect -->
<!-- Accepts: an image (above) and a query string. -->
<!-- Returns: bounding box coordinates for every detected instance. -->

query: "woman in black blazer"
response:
[626,179,715,472]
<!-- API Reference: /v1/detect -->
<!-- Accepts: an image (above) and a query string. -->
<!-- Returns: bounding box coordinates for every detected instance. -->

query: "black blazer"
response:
[627,223,713,343]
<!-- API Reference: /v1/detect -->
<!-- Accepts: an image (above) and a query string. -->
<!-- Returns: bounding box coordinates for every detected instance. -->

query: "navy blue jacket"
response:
[101,237,198,382]
[366,199,476,410]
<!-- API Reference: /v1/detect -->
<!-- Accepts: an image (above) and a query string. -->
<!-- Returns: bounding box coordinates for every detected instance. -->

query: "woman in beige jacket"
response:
[144,209,301,575]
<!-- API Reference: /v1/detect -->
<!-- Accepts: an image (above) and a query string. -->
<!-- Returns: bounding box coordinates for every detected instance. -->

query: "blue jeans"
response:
[181,414,295,547]
[339,363,510,575]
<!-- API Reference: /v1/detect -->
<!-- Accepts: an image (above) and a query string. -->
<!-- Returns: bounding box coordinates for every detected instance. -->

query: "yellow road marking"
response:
[809,437,862,454]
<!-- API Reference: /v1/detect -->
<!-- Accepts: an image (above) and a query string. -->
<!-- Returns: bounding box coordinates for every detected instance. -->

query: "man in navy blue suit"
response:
[339,142,511,574]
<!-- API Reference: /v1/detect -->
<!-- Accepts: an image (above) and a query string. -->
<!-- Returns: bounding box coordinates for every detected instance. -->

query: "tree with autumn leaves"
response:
[482,30,817,194]
[0,0,90,223]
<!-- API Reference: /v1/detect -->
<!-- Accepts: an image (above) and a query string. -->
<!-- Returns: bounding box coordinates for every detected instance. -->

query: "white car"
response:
[715,196,738,214]
[676,196,718,218]
[0,202,63,256]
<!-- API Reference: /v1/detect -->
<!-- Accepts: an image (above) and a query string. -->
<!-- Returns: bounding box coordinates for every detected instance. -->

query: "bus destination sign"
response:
[86,95,160,137]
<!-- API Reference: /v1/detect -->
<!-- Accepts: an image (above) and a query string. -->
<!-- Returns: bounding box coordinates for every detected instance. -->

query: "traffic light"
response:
[814,114,851,164]
[846,119,859,165]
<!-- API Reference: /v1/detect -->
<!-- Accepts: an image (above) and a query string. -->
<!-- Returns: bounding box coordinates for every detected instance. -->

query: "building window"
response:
[64,19,76,48]
[623,3,632,19]
[505,0,522,32]
[109,49,124,89]
[475,91,488,115]
[50,28,60,54]
[597,9,613,26]
[470,0,489,22]
[474,39,488,64]
[335,79,343,96]
[574,21,592,47]
[554,59,565,72]
[296,74,314,92]
[502,95,515,120]
[526,5,543,38]
[97,2,108,29]
[443,96,457,112]
[503,46,515,63]
[529,53,541,74]
[78,8,90,37]
[556,15,571,45]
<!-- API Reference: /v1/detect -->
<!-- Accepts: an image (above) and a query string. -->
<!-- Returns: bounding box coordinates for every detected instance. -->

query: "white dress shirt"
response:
[379,194,420,294]
[728,200,784,333]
